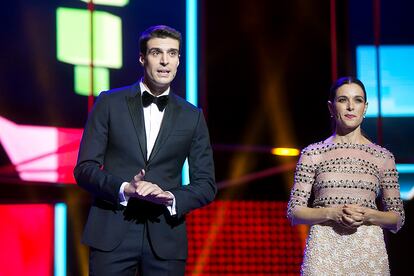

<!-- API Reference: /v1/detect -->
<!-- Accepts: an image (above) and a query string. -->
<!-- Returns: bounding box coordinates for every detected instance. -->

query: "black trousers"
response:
[89,223,186,276]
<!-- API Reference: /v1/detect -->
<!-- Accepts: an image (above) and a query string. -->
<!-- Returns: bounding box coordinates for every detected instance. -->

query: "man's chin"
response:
[155,77,174,85]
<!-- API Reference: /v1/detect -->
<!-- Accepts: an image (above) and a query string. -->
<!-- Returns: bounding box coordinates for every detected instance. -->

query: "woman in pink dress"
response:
[287,76,405,275]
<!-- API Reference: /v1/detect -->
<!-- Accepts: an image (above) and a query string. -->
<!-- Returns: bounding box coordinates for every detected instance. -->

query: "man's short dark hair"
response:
[139,25,182,55]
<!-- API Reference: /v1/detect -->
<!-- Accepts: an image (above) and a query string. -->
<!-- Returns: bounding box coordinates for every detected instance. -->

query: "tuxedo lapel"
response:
[126,86,147,162]
[148,94,181,163]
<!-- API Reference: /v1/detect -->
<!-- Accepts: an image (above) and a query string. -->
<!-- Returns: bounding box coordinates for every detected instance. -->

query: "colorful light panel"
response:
[74,65,109,96]
[80,0,129,7]
[182,0,198,186]
[397,164,414,200]
[56,7,122,69]
[54,203,67,276]
[0,204,54,276]
[356,45,414,117]
[0,116,81,183]
[186,201,303,275]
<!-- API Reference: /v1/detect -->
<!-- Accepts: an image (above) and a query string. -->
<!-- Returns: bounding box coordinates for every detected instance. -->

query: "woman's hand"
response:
[341,204,368,228]
[326,206,347,225]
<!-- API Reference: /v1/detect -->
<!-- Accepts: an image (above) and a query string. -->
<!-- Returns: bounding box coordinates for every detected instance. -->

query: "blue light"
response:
[182,159,190,186]
[396,164,414,200]
[186,0,198,106]
[182,0,198,185]
[400,181,414,201]
[396,164,414,173]
[356,45,414,117]
[54,203,67,276]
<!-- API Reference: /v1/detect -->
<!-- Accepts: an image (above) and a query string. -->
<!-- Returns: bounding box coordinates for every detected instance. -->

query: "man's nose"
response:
[160,52,169,65]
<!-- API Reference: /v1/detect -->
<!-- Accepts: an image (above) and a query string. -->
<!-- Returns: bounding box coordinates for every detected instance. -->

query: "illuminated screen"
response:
[357,45,414,200]
[356,45,414,117]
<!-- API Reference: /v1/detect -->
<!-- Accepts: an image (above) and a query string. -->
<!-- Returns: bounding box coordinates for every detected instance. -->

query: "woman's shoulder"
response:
[300,141,328,156]
[365,142,395,160]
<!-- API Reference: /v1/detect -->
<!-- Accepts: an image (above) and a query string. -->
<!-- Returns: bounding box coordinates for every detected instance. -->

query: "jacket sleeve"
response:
[170,110,217,218]
[73,92,124,205]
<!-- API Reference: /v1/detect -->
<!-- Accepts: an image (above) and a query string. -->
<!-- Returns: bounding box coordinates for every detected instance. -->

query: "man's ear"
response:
[139,54,145,66]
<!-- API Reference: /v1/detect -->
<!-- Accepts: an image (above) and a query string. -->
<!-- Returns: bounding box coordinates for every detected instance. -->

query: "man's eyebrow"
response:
[148,47,179,52]
[148,47,162,52]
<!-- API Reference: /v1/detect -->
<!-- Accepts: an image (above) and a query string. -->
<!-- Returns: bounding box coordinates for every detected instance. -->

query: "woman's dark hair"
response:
[139,25,182,55]
[329,76,367,103]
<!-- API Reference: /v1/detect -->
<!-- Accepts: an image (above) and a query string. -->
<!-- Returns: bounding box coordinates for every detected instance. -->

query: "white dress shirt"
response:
[118,81,176,215]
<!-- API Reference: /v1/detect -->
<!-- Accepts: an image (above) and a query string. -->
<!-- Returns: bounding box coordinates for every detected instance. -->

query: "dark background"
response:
[0,0,413,275]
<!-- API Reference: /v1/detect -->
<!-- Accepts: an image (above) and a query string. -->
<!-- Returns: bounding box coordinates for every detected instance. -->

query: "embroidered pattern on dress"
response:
[313,179,379,193]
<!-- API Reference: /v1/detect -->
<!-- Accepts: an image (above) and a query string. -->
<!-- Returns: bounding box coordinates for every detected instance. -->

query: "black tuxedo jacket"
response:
[74,82,216,260]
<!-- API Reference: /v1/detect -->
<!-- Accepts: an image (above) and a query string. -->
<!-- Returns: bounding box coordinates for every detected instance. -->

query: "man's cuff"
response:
[165,191,176,216]
[119,182,130,206]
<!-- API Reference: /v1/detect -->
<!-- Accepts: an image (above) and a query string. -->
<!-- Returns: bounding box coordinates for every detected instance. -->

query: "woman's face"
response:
[328,83,368,132]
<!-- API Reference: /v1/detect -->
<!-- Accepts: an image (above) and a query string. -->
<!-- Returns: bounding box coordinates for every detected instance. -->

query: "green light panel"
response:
[56,7,122,69]
[80,0,129,7]
[74,65,109,96]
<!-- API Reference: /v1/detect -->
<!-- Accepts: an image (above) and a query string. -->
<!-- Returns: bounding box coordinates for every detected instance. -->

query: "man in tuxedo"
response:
[74,25,216,275]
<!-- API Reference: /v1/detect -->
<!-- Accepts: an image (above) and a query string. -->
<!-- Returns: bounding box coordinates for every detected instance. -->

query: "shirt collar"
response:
[139,79,170,97]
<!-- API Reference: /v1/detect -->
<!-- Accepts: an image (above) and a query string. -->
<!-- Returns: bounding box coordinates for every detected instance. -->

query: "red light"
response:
[0,204,54,275]
[186,201,303,275]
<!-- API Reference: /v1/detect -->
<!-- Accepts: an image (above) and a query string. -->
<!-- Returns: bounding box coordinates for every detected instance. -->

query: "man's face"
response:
[140,37,180,92]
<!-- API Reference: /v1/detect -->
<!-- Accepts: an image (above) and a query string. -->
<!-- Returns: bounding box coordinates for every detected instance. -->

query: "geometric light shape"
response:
[400,182,414,201]
[182,0,198,186]
[182,159,189,186]
[54,203,67,276]
[0,115,82,184]
[56,7,122,68]
[396,163,414,200]
[74,65,109,96]
[356,45,414,117]
[80,0,129,7]
[396,163,414,173]
[271,147,300,156]
[186,0,198,107]
[0,204,54,276]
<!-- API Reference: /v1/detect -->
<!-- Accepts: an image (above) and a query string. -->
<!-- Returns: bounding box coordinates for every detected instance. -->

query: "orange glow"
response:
[271,147,300,156]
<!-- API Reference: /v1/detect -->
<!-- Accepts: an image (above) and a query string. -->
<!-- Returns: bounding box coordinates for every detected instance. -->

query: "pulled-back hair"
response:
[139,25,181,55]
[329,76,367,103]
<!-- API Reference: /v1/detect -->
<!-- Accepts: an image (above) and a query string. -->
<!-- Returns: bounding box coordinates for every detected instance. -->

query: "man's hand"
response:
[124,169,174,206]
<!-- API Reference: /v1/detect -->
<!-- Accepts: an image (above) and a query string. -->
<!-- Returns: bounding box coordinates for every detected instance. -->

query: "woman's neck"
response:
[327,127,370,144]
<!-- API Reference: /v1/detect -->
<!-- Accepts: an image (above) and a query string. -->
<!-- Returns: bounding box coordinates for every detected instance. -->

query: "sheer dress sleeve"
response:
[287,147,317,223]
[380,153,405,233]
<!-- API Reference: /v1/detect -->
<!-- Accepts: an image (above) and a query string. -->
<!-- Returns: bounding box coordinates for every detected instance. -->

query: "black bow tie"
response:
[141,91,169,111]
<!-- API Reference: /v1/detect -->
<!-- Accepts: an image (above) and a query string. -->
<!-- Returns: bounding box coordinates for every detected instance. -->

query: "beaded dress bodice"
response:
[287,141,405,275]
[287,141,405,230]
